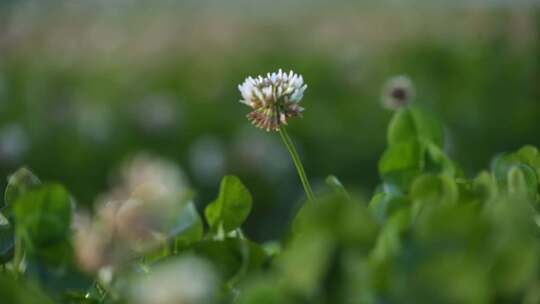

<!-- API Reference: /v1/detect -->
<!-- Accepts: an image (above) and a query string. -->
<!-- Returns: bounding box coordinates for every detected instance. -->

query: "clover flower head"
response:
[238,69,307,131]
[382,75,415,110]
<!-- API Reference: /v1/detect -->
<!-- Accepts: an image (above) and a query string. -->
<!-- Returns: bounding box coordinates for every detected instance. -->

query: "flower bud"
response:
[381,75,415,110]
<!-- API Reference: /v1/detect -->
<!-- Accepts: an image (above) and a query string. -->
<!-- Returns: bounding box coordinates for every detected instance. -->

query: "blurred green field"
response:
[0,2,538,241]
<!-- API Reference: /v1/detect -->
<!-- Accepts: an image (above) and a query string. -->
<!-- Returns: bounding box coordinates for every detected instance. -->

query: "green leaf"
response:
[325,175,350,199]
[194,238,268,284]
[0,273,55,304]
[369,192,409,223]
[387,107,444,148]
[237,276,293,304]
[205,175,252,233]
[425,143,456,177]
[516,145,540,177]
[472,171,497,201]
[10,184,88,301]
[507,165,537,199]
[170,201,204,250]
[410,174,458,206]
[516,145,538,161]
[277,232,334,296]
[261,241,282,257]
[492,153,520,187]
[378,140,423,190]
[492,150,540,198]
[24,247,93,300]
[455,172,497,206]
[0,213,14,264]
[14,184,72,248]
[371,208,411,261]
[293,194,378,249]
[3,167,41,212]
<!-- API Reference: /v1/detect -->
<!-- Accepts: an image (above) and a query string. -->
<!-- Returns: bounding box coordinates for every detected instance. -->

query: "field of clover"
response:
[1,69,540,304]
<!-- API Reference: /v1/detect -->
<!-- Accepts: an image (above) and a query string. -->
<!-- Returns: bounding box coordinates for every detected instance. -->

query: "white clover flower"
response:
[238,69,307,131]
[381,75,415,110]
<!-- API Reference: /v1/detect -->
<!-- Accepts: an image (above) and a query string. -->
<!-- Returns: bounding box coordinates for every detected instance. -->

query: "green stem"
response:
[279,126,316,203]
[13,228,23,277]
[163,239,171,256]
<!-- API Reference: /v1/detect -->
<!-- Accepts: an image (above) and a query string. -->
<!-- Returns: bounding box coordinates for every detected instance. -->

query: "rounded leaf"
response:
[205,175,252,233]
[170,201,204,250]
[387,107,444,148]
[3,167,41,212]
[411,174,458,204]
[14,184,72,247]
[378,140,423,190]
[507,165,537,199]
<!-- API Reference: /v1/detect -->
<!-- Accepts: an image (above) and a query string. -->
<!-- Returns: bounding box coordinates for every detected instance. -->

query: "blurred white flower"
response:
[189,136,225,185]
[112,153,189,250]
[381,75,415,110]
[120,153,188,205]
[0,123,30,164]
[130,256,219,304]
[238,69,307,131]
[72,213,112,273]
[73,153,190,272]
[114,198,168,252]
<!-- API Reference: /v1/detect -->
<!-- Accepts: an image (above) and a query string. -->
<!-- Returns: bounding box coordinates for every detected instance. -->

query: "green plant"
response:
[1,74,540,304]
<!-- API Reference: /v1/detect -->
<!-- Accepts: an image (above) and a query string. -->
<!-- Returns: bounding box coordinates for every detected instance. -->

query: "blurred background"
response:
[0,0,538,241]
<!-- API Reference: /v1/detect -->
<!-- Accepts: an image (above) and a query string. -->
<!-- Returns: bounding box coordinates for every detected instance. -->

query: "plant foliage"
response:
[1,104,540,304]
